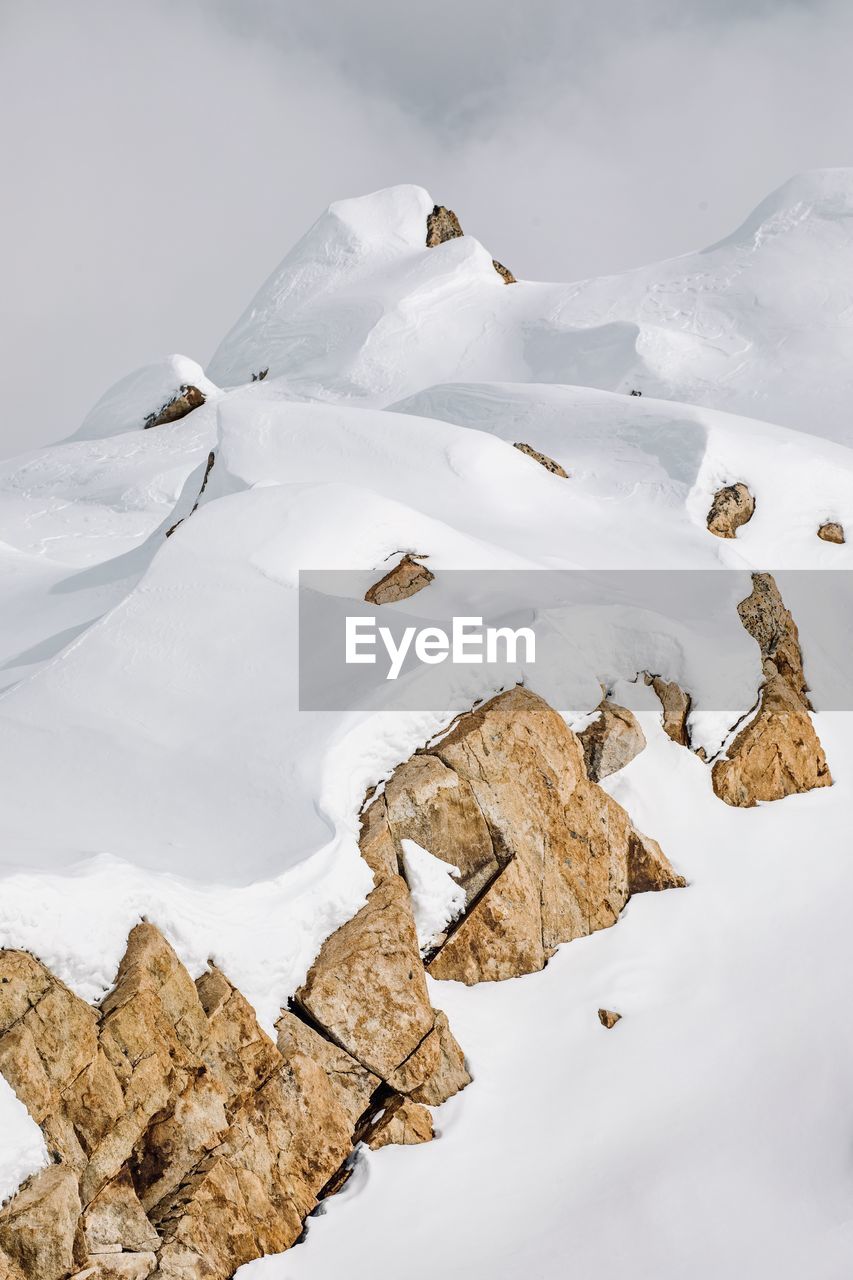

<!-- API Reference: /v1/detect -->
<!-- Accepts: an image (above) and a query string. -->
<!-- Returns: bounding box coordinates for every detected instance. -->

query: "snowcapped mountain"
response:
[0,174,852,1280]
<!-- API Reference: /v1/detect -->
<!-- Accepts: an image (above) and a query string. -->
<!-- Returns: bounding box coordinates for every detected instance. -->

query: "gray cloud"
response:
[0,0,851,455]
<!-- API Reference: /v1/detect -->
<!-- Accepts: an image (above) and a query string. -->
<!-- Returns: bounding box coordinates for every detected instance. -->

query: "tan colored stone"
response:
[358,794,400,885]
[420,688,682,982]
[736,572,808,703]
[645,675,692,746]
[712,675,832,807]
[492,259,516,284]
[0,1248,26,1280]
[627,831,687,894]
[22,978,98,1093]
[367,1100,434,1149]
[384,753,499,903]
[296,875,435,1084]
[195,968,282,1109]
[0,1165,81,1280]
[0,951,52,1035]
[62,1051,125,1156]
[364,555,434,605]
[706,482,755,538]
[0,1023,56,1124]
[80,1169,160,1256]
[426,205,463,246]
[818,521,845,544]
[598,1009,622,1029]
[513,441,568,477]
[579,700,646,781]
[133,1073,230,1211]
[410,1011,471,1107]
[275,1010,379,1130]
[143,385,205,429]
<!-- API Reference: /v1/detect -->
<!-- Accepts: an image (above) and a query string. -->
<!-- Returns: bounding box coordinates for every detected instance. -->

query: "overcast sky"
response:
[1,0,852,455]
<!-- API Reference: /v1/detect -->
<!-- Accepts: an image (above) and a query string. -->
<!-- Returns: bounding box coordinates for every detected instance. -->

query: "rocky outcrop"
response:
[0,915,464,1280]
[712,573,832,806]
[143,386,205,430]
[818,521,845,544]
[492,260,516,285]
[0,687,684,1277]
[578,700,646,781]
[379,688,683,985]
[513,442,568,478]
[706,483,755,538]
[426,205,463,246]
[644,675,692,747]
[597,1009,621,1030]
[165,452,215,539]
[364,556,434,605]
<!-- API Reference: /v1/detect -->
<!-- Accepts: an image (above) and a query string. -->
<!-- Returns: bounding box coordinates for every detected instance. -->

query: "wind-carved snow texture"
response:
[0,175,851,1276]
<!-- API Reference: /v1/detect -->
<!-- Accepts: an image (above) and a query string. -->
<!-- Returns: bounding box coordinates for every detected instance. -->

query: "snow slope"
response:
[1,176,852,1267]
[210,171,853,444]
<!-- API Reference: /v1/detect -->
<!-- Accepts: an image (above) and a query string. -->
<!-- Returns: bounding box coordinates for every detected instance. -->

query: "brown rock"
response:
[143,385,205,429]
[818,521,845,544]
[598,1009,622,1029]
[0,1165,80,1280]
[0,1249,26,1280]
[410,1011,471,1107]
[712,674,832,807]
[364,555,434,605]
[579,700,646,781]
[645,675,692,747]
[384,753,499,904]
[627,830,686,894]
[426,206,463,246]
[358,795,400,885]
[492,259,516,284]
[195,968,282,1110]
[421,688,682,982]
[275,1010,379,1131]
[513,441,568,477]
[706,482,755,538]
[367,1100,434,1149]
[712,573,831,806]
[80,1169,160,1256]
[296,875,436,1085]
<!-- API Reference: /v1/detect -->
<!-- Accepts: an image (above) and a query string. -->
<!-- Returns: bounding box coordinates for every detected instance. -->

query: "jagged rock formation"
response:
[0,687,683,1278]
[513,442,568,477]
[364,555,434,605]
[817,521,845,544]
[425,205,463,247]
[706,483,755,538]
[143,386,205,430]
[377,688,684,984]
[644,675,692,747]
[712,573,832,806]
[578,700,646,781]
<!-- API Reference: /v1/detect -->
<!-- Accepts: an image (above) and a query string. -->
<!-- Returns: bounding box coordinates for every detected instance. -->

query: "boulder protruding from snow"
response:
[712,573,832,807]
[364,555,434,605]
[492,259,517,284]
[706,483,755,538]
[375,688,683,985]
[426,205,463,247]
[513,442,568,477]
[818,521,845,544]
[579,700,646,781]
[144,385,205,429]
[598,1009,622,1030]
[645,675,692,747]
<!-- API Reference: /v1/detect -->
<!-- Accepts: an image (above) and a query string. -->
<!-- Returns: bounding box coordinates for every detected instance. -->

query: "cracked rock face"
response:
[706,483,755,538]
[712,573,832,806]
[645,676,692,747]
[0,686,682,1278]
[426,205,463,246]
[364,556,434,605]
